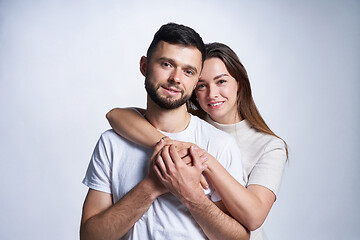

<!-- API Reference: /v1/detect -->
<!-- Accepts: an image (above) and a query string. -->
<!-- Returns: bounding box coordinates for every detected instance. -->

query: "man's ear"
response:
[140,56,147,77]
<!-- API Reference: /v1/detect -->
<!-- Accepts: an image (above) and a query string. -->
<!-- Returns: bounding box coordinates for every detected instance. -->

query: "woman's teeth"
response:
[210,102,222,106]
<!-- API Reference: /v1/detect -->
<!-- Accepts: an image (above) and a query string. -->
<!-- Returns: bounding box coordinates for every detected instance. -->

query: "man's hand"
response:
[145,139,169,196]
[153,144,207,203]
[159,139,209,189]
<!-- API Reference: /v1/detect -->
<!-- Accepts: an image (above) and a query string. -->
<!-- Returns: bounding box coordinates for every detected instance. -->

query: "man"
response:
[80,23,250,240]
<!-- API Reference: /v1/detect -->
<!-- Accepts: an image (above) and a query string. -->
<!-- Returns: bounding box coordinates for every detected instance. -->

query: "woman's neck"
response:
[210,111,242,125]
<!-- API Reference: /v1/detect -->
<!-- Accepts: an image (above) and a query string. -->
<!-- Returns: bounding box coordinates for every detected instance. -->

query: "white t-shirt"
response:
[206,116,287,240]
[83,115,244,240]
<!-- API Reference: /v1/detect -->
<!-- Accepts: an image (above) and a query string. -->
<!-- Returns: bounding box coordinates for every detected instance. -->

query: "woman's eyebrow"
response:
[213,74,229,80]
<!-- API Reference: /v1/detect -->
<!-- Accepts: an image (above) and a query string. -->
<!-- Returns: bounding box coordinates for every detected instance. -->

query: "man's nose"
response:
[169,68,182,84]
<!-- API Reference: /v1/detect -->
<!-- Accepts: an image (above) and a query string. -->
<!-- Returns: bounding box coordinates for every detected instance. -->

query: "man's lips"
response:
[162,86,182,95]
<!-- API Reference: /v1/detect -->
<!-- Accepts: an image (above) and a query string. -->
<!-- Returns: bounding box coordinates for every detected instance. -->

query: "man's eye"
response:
[185,70,194,75]
[163,62,171,68]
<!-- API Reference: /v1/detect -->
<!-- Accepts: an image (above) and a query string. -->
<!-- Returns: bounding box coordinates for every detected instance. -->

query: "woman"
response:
[106,42,288,239]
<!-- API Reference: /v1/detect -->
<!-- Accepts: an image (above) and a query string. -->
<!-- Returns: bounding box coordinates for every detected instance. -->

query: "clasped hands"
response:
[147,137,209,203]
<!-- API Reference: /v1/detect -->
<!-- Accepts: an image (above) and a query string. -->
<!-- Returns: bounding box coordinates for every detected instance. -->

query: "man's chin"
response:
[155,98,187,110]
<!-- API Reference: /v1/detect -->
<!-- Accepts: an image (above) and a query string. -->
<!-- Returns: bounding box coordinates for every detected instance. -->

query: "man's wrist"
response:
[181,191,210,211]
[139,178,164,200]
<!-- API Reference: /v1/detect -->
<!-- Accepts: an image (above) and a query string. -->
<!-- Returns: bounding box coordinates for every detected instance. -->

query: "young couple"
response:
[81,22,287,240]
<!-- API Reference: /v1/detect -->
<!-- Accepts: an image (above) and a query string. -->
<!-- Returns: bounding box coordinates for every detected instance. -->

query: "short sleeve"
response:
[82,134,112,194]
[247,138,287,196]
[210,137,244,202]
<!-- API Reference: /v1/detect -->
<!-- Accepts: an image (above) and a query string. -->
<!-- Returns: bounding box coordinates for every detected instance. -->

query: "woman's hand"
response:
[152,144,207,202]
[156,138,209,189]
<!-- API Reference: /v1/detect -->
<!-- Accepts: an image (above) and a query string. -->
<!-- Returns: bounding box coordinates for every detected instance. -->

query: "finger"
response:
[173,141,191,152]
[150,139,165,161]
[200,174,209,189]
[160,145,175,172]
[175,142,188,153]
[178,148,189,159]
[169,144,183,166]
[189,145,202,169]
[198,149,207,158]
[199,151,208,167]
[154,153,167,177]
[153,163,166,182]
[182,155,192,166]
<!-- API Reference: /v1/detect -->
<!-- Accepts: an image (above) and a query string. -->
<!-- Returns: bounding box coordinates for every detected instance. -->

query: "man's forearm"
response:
[184,195,250,240]
[80,180,159,240]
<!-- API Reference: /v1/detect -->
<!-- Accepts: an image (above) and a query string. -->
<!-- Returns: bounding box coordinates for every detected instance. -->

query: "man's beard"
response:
[145,78,191,110]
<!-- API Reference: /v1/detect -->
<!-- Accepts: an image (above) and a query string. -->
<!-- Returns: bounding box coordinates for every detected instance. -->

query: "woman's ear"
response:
[140,56,147,77]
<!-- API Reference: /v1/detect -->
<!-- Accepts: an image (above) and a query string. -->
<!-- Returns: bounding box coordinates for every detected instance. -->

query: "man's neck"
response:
[145,98,191,133]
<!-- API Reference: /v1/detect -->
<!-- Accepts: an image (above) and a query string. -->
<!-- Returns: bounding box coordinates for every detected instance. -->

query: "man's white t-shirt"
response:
[83,115,244,239]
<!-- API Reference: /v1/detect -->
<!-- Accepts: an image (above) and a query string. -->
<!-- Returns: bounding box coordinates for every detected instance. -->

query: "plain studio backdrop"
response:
[0,0,359,239]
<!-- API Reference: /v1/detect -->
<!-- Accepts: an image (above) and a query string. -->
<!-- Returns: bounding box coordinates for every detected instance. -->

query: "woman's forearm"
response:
[204,156,275,231]
[106,108,165,148]
[106,107,274,231]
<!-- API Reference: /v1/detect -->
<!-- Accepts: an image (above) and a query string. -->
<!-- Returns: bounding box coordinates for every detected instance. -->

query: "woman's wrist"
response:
[203,154,218,174]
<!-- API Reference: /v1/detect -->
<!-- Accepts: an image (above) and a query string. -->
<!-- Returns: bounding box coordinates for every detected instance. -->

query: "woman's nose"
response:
[208,85,219,98]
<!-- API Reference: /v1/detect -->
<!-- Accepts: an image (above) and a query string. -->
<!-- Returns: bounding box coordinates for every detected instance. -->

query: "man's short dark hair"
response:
[146,23,206,65]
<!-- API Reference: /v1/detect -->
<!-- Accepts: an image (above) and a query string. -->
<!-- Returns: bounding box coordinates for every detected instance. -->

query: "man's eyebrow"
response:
[158,57,174,64]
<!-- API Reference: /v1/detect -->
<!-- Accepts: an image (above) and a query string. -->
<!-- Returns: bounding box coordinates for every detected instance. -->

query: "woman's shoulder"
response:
[243,125,285,150]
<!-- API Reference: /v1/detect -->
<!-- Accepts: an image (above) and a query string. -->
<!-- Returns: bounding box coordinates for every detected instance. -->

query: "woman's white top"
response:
[206,115,287,240]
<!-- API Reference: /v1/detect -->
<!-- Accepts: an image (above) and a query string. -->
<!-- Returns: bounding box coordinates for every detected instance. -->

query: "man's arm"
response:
[154,145,250,240]
[185,195,250,239]
[80,180,161,240]
[80,141,167,240]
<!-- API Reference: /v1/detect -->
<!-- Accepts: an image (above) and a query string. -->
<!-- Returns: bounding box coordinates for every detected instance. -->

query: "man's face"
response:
[143,41,202,109]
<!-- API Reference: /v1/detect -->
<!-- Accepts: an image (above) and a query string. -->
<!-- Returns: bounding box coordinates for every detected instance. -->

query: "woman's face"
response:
[195,57,240,124]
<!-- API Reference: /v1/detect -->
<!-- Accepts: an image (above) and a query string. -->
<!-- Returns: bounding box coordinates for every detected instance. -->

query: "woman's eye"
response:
[196,84,206,89]
[218,80,226,84]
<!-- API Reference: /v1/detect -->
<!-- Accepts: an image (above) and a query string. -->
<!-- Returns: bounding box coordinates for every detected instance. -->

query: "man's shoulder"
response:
[99,129,121,141]
[99,129,150,151]
[98,129,134,148]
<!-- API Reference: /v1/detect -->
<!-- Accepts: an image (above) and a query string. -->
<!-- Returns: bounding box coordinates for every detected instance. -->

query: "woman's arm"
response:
[106,107,277,231]
[106,108,165,148]
[106,108,209,189]
[106,108,194,158]
[204,155,276,231]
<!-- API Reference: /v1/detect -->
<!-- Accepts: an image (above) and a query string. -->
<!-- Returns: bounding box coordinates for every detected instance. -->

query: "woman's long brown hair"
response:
[187,42,288,159]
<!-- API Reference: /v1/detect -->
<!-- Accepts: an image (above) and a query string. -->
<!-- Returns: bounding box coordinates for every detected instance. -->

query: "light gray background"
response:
[0,0,359,239]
